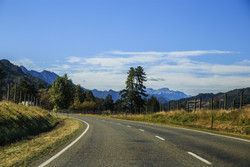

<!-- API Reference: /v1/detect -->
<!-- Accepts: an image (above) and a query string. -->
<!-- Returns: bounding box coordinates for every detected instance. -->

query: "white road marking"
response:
[187,152,212,165]
[127,125,131,128]
[117,123,121,125]
[138,129,145,132]
[109,117,250,143]
[155,136,165,141]
[38,119,90,167]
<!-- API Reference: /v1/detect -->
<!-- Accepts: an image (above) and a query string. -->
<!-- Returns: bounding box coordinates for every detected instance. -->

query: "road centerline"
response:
[155,135,165,141]
[187,152,212,165]
[138,129,145,132]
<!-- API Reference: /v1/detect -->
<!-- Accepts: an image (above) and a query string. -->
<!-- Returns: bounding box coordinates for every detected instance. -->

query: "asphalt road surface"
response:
[32,114,250,167]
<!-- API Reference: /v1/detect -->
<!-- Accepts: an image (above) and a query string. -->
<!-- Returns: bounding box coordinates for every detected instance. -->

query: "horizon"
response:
[1,0,250,96]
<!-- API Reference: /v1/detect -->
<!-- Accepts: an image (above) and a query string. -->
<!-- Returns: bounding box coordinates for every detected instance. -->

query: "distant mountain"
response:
[91,89,121,101]
[90,87,190,103]
[146,88,190,102]
[20,66,59,84]
[0,59,50,93]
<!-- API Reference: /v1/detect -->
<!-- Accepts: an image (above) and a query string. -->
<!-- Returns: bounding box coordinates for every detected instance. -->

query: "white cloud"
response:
[68,57,82,63]
[11,58,41,71]
[50,50,249,95]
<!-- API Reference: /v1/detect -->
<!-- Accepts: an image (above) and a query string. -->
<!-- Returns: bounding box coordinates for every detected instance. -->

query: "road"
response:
[33,114,250,167]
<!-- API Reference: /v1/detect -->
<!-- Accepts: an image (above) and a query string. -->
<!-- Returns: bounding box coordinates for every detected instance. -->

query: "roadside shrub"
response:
[245,126,250,135]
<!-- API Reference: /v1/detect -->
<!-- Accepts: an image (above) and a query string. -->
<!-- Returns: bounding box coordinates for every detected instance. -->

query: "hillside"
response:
[0,59,50,94]
[178,87,250,109]
[0,102,58,145]
[20,66,59,84]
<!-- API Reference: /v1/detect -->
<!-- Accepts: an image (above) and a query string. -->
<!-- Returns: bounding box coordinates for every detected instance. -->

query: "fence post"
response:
[224,93,227,110]
[24,93,26,104]
[19,91,22,104]
[199,98,202,110]
[211,97,214,110]
[240,92,243,109]
[7,83,10,101]
[177,100,179,110]
[194,99,197,111]
[211,115,214,130]
[14,84,17,103]
[28,94,30,105]
[168,101,171,111]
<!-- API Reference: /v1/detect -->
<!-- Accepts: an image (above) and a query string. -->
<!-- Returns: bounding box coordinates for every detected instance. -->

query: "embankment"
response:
[0,101,58,145]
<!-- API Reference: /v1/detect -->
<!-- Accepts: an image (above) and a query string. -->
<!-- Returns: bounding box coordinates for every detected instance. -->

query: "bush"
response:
[245,126,250,135]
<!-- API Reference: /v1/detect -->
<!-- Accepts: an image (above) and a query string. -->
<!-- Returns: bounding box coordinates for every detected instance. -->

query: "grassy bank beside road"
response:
[0,117,83,167]
[111,107,250,137]
[0,101,58,145]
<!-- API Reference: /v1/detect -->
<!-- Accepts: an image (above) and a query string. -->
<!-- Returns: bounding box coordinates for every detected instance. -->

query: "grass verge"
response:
[0,117,83,167]
[0,101,58,145]
[108,109,250,140]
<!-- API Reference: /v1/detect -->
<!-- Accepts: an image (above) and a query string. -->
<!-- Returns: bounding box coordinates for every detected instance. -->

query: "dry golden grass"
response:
[110,107,250,136]
[0,117,83,167]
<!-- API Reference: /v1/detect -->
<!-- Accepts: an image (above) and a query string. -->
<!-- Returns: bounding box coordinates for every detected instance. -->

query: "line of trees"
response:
[1,64,162,114]
[49,67,161,114]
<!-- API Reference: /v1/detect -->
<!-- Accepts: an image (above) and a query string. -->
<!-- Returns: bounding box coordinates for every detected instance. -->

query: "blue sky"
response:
[0,0,250,95]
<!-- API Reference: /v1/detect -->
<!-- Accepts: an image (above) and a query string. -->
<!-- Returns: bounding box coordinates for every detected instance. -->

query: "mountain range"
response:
[0,59,191,102]
[20,66,59,84]
[0,59,50,93]
[90,88,190,102]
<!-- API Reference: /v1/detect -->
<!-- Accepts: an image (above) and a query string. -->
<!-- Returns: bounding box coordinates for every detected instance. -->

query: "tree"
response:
[50,74,74,110]
[103,94,114,111]
[120,67,136,113]
[120,66,147,114]
[146,96,160,113]
[0,65,6,100]
[74,84,86,103]
[134,66,147,113]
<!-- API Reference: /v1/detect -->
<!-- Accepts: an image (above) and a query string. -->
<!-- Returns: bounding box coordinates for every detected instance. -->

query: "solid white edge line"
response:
[139,129,145,132]
[38,119,90,167]
[187,152,212,165]
[155,135,165,141]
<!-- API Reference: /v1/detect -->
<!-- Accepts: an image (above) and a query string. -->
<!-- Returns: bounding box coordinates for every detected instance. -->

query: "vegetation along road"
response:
[33,114,249,167]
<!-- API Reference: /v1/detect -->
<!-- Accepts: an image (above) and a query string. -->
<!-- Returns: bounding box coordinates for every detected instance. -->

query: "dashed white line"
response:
[127,125,131,128]
[155,136,165,141]
[138,129,145,132]
[117,123,121,125]
[39,119,90,167]
[187,152,212,165]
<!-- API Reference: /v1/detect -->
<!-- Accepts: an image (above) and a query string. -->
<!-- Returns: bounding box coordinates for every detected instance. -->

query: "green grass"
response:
[0,117,83,167]
[0,101,58,145]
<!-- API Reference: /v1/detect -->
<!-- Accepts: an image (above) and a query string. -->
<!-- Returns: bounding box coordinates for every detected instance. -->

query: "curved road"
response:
[32,114,250,167]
